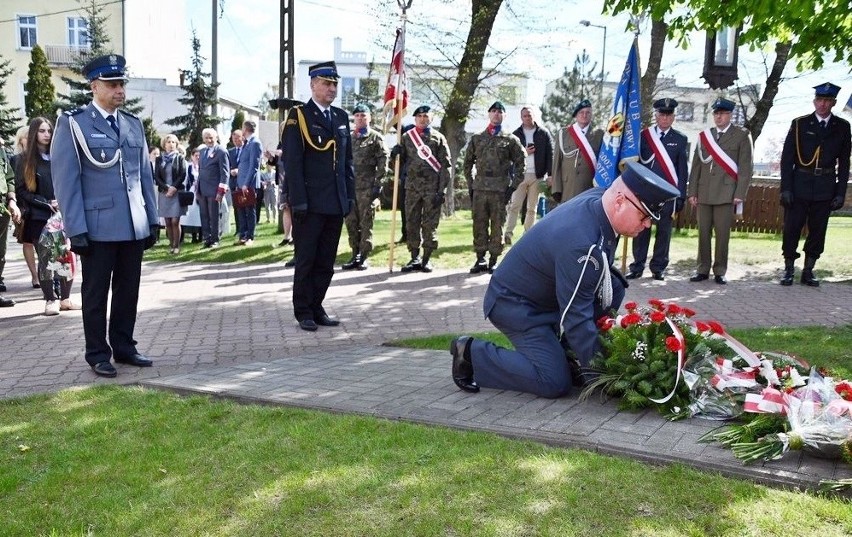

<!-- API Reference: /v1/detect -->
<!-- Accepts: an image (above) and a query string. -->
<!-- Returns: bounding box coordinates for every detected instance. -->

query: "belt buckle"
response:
[813,167,823,175]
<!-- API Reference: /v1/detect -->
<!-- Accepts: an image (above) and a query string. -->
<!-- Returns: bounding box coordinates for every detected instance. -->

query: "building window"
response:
[17,15,37,49]
[497,85,517,106]
[675,102,695,122]
[341,77,356,109]
[68,17,88,48]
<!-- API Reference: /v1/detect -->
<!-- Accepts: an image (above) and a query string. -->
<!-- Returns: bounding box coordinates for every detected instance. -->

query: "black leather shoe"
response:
[0,282,6,292]
[800,270,820,287]
[625,270,642,280]
[341,255,361,270]
[689,273,709,282]
[299,319,318,331]
[284,259,297,268]
[91,361,117,378]
[652,272,665,281]
[420,261,433,273]
[567,358,598,389]
[714,275,727,285]
[469,258,487,274]
[114,353,153,367]
[401,257,422,273]
[315,314,340,327]
[0,296,14,307]
[450,336,479,393]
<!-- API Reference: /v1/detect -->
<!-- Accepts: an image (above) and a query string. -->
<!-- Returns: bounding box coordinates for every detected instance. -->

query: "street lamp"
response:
[580,20,607,82]
[702,26,741,89]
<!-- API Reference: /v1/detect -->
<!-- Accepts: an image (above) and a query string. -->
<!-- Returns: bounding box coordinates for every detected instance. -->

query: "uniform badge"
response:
[577,254,600,271]
[100,150,106,162]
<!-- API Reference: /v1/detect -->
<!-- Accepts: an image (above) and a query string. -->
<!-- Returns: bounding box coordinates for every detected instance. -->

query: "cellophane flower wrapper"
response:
[37,211,74,281]
[780,370,852,459]
[683,353,753,420]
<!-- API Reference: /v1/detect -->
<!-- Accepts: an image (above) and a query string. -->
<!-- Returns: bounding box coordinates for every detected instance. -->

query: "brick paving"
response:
[1,248,851,491]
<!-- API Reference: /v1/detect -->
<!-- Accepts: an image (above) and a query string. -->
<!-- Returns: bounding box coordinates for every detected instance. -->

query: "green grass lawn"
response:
[2,328,851,536]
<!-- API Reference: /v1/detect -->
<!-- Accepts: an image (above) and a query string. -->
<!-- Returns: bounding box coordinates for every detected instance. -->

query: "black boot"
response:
[780,258,794,286]
[487,254,499,274]
[421,250,433,273]
[401,249,422,272]
[342,252,361,270]
[469,254,487,274]
[801,257,820,287]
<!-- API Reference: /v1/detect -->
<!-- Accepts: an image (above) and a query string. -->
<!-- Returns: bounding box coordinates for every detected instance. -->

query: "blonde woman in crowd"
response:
[153,134,187,254]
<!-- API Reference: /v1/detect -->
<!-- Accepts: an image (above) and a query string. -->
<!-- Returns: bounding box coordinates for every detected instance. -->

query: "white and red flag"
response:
[382,27,409,132]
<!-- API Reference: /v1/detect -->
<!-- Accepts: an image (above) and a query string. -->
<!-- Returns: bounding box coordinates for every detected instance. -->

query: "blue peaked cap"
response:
[814,82,841,98]
[83,54,128,82]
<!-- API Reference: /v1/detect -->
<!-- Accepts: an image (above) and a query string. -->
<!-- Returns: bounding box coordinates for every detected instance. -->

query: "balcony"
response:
[44,45,91,67]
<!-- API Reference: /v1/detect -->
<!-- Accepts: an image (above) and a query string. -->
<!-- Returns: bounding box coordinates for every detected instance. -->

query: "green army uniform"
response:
[343,127,388,269]
[463,126,526,273]
[0,150,19,300]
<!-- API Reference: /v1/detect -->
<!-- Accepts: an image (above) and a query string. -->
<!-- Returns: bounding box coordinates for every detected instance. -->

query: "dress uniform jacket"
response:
[551,125,603,202]
[470,189,624,398]
[780,112,850,202]
[687,126,752,204]
[52,105,158,241]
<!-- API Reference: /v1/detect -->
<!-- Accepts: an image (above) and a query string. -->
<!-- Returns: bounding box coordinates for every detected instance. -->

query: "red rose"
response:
[599,318,615,331]
[648,299,665,310]
[665,336,683,352]
[836,381,852,401]
[624,301,638,312]
[650,311,666,323]
[620,312,642,328]
[666,304,682,316]
[694,321,710,333]
[708,321,725,335]
[682,307,697,318]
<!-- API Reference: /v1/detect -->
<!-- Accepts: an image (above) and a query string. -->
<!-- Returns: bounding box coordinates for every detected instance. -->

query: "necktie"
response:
[819,120,827,130]
[716,130,723,141]
[107,115,119,137]
[659,130,666,140]
[323,109,332,129]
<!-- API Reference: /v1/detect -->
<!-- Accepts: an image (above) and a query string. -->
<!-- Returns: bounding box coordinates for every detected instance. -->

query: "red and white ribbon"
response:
[406,128,441,173]
[699,129,738,180]
[641,128,678,187]
[568,123,597,170]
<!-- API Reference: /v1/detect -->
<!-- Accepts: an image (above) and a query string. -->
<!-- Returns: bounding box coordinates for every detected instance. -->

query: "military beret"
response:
[488,101,506,112]
[413,105,431,116]
[83,54,128,82]
[308,61,339,81]
[572,99,592,117]
[653,98,678,113]
[814,82,841,98]
[621,161,680,221]
[711,98,736,112]
[352,103,370,114]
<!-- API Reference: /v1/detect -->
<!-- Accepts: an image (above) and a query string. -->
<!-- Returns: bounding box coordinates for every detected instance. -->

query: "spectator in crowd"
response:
[507,105,553,244]
[236,120,262,245]
[11,125,39,287]
[197,128,229,248]
[551,99,603,204]
[180,147,202,244]
[154,134,187,254]
[0,138,21,307]
[260,161,278,224]
[228,129,244,237]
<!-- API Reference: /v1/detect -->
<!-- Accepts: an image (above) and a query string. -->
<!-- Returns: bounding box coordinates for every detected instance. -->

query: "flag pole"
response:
[387,0,412,272]
[621,20,643,275]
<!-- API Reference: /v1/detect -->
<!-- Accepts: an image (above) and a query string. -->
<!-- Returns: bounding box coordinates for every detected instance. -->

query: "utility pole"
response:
[279,0,295,99]
[211,0,219,117]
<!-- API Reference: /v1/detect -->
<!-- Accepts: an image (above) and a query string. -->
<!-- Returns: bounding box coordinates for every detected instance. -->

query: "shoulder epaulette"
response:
[63,108,85,117]
[118,109,138,119]
[792,114,811,123]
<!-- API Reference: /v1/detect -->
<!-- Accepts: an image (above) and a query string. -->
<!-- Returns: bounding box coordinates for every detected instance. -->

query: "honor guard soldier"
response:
[391,105,452,273]
[551,99,604,203]
[626,98,689,281]
[342,103,389,271]
[779,82,851,287]
[687,98,753,285]
[450,162,680,397]
[51,54,159,378]
[282,61,355,332]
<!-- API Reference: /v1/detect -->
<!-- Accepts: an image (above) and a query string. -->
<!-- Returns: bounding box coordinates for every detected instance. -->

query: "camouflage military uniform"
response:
[400,127,452,259]
[463,128,526,264]
[345,127,388,259]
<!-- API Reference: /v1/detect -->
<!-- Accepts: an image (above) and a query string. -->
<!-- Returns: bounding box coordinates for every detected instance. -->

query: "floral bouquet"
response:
[37,211,75,282]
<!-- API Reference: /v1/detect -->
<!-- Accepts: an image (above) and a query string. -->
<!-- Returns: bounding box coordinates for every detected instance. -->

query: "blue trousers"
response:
[236,203,256,240]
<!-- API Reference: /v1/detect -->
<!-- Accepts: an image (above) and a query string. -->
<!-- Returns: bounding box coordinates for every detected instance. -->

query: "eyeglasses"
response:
[622,193,652,222]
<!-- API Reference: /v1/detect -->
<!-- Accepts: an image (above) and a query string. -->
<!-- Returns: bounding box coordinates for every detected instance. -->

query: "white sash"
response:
[567,123,596,169]
[699,129,738,180]
[641,127,678,187]
[406,128,441,173]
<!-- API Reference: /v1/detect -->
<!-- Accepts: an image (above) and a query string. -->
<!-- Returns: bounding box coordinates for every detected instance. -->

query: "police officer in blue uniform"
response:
[779,82,851,287]
[282,61,355,332]
[626,98,689,280]
[52,54,158,378]
[450,162,680,397]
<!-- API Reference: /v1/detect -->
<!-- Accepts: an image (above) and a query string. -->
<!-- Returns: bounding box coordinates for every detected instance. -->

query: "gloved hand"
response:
[504,187,515,205]
[432,192,445,208]
[830,195,845,211]
[390,145,403,159]
[552,191,562,204]
[69,233,92,257]
[292,208,307,224]
[675,197,685,213]
[780,191,794,209]
[143,225,158,250]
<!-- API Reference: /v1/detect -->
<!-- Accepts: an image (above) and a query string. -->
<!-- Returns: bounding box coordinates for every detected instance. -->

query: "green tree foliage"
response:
[541,51,609,132]
[24,45,56,121]
[0,55,21,143]
[228,109,245,148]
[142,116,161,152]
[164,32,221,150]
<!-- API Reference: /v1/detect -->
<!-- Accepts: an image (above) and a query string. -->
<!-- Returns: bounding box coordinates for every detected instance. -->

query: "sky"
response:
[183,0,852,159]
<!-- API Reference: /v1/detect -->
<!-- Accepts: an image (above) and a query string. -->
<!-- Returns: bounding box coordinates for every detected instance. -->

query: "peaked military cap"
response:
[413,105,431,116]
[711,98,736,112]
[488,101,506,112]
[653,98,678,113]
[352,103,370,114]
[621,161,680,221]
[572,99,592,117]
[83,54,129,82]
[813,82,841,98]
[308,61,339,81]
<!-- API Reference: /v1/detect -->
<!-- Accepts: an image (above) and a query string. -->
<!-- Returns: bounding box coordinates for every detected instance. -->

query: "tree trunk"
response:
[440,0,504,213]
[639,19,668,127]
[744,41,792,142]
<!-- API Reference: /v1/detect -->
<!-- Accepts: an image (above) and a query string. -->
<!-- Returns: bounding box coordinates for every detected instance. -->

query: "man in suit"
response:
[626,98,689,281]
[551,99,603,203]
[450,162,679,397]
[227,129,243,237]
[282,61,355,332]
[197,127,230,248]
[779,82,851,287]
[235,120,263,244]
[52,54,158,378]
[687,98,753,285]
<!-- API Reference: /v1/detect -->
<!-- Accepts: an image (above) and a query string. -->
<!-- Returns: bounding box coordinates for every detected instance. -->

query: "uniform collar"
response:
[90,101,116,120]
[815,113,832,123]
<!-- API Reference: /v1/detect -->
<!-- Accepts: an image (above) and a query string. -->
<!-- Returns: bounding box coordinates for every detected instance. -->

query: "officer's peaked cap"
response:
[814,82,841,98]
[83,54,128,82]
[309,61,339,81]
[621,161,680,221]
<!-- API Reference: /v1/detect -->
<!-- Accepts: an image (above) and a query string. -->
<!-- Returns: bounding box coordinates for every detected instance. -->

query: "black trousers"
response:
[292,212,343,321]
[782,198,832,260]
[630,207,674,274]
[80,240,145,365]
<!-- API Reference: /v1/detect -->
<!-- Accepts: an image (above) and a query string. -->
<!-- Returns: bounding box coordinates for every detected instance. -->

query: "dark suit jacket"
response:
[640,127,689,199]
[198,144,230,198]
[227,146,241,191]
[282,99,355,215]
[153,153,186,193]
[780,112,851,201]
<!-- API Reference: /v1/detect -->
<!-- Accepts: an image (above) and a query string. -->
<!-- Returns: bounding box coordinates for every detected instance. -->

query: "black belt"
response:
[797,167,833,176]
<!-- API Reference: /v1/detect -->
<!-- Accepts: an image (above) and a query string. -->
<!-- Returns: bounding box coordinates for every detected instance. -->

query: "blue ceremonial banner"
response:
[844,93,852,115]
[593,39,641,189]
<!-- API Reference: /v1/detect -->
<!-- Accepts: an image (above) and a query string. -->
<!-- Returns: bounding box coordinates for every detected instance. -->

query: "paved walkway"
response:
[1,252,851,491]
